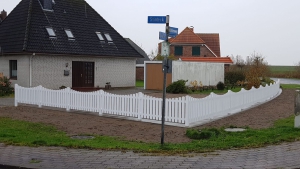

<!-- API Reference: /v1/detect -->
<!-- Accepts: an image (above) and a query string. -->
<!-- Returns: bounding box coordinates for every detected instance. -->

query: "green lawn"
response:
[136,80,144,87]
[281,84,300,89]
[1,115,300,154]
[191,87,242,95]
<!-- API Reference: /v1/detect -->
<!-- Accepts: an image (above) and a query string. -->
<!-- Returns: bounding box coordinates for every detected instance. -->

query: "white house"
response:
[0,0,143,90]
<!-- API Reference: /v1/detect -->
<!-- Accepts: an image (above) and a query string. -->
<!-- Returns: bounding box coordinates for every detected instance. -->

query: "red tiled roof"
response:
[180,57,233,64]
[197,33,220,57]
[169,27,205,44]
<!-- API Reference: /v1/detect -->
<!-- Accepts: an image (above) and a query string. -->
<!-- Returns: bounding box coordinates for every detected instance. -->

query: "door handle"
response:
[81,74,82,77]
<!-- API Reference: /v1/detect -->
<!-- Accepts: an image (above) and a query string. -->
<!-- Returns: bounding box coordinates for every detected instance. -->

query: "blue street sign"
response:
[159,32,167,40]
[148,16,166,24]
[169,27,178,38]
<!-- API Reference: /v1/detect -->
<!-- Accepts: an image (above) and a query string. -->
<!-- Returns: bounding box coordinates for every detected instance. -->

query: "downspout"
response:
[29,53,34,87]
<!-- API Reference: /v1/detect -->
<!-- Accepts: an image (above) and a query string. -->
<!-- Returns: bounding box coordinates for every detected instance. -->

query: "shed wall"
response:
[145,63,172,90]
[172,61,224,86]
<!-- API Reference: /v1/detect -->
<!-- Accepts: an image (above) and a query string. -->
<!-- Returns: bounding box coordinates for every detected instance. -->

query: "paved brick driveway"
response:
[1,141,300,169]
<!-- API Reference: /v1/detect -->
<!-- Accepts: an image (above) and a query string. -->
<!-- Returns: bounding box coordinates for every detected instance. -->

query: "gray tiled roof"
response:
[124,38,150,64]
[0,0,143,58]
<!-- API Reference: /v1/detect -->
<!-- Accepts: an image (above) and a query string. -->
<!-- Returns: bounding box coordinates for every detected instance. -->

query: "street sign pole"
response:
[161,15,169,145]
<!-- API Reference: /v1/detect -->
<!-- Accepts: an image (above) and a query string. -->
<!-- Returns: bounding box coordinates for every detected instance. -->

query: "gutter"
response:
[29,53,35,87]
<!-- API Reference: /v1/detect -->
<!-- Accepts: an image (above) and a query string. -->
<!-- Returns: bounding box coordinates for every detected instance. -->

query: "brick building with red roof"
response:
[158,26,233,71]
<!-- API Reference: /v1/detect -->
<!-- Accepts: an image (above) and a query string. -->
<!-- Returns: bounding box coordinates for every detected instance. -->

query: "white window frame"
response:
[104,33,113,42]
[65,29,75,39]
[46,27,56,37]
[96,32,105,41]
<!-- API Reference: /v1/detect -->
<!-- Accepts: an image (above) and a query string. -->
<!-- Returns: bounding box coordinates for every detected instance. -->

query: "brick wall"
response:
[136,67,144,80]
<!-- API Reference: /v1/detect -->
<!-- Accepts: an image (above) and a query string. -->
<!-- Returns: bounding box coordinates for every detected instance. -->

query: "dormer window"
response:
[65,29,75,39]
[46,27,56,37]
[104,33,113,42]
[96,32,105,42]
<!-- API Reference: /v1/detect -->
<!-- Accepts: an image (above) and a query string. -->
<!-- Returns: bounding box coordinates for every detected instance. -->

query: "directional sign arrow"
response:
[169,27,178,38]
[159,32,167,40]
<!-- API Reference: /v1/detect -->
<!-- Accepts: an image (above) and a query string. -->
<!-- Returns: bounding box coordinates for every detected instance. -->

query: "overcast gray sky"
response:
[2,0,300,65]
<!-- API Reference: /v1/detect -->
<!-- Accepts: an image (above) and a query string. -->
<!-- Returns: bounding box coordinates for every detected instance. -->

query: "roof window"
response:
[46,27,56,37]
[65,29,75,39]
[104,33,113,42]
[96,32,105,41]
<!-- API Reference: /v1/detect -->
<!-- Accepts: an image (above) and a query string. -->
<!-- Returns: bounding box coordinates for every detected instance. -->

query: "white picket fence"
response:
[14,80,281,127]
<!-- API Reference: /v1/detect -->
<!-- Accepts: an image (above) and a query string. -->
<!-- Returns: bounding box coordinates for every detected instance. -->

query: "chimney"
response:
[39,0,54,10]
[0,10,7,21]
[189,26,194,32]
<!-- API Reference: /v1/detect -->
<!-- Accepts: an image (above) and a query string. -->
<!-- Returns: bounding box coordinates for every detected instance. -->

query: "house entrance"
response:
[72,61,95,88]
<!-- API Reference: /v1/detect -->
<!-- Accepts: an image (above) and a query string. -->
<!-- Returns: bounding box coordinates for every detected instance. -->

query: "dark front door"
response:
[72,61,95,88]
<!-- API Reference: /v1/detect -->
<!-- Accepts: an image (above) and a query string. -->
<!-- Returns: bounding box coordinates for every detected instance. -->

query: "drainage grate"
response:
[70,135,95,140]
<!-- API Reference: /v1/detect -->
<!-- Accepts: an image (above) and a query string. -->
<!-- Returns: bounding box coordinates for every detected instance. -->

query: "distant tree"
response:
[245,52,270,89]
[148,48,158,60]
[230,55,246,71]
[154,54,177,61]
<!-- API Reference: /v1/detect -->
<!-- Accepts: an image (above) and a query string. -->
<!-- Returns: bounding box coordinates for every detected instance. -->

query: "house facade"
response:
[0,0,142,89]
[159,27,221,58]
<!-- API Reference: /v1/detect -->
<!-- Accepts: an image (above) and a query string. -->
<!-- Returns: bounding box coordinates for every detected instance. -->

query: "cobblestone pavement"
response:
[1,141,300,169]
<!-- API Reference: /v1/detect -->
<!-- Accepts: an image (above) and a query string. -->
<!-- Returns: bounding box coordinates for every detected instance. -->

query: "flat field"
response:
[268,66,296,73]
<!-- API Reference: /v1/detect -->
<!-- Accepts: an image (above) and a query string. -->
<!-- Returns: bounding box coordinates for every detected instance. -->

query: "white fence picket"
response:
[14,80,280,127]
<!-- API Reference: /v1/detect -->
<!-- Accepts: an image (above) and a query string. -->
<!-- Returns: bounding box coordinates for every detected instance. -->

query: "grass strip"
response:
[136,80,144,87]
[1,116,300,154]
[281,84,300,89]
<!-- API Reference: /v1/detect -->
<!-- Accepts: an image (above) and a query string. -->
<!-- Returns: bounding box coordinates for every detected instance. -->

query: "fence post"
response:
[295,90,300,128]
[138,92,143,120]
[66,87,70,112]
[38,85,42,108]
[14,84,18,107]
[185,96,190,127]
[99,90,104,115]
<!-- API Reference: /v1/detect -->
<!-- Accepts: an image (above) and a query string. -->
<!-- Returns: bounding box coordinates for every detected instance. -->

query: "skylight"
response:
[96,32,105,41]
[65,29,75,39]
[104,33,113,42]
[46,27,56,37]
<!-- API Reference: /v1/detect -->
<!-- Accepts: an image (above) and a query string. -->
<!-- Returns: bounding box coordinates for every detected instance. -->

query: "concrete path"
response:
[0,98,14,107]
[1,141,300,169]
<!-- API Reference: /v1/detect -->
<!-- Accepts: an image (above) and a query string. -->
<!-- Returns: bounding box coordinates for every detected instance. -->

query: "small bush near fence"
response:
[166,79,189,94]
[0,76,14,97]
[225,71,245,89]
[186,128,221,140]
[216,81,225,90]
